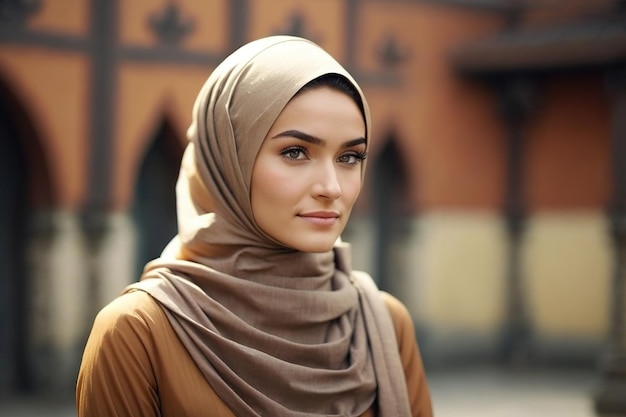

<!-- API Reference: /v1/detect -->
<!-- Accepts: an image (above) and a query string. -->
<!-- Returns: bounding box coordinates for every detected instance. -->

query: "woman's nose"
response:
[312,161,342,200]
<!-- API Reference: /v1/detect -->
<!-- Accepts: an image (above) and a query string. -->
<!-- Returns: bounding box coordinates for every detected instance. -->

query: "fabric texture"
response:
[76,290,433,417]
[111,35,413,416]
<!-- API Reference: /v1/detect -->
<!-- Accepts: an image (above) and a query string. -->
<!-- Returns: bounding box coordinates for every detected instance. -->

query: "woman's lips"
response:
[298,211,340,226]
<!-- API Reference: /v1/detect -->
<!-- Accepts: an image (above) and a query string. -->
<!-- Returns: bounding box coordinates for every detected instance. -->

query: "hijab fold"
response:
[125,36,411,417]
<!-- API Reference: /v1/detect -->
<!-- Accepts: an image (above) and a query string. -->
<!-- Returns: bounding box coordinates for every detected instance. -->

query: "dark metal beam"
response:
[496,76,537,364]
[118,46,222,66]
[345,0,358,70]
[594,64,626,416]
[84,0,117,212]
[229,0,247,52]
[0,28,88,51]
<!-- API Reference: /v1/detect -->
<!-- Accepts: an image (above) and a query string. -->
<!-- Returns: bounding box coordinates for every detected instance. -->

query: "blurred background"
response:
[1,0,625,416]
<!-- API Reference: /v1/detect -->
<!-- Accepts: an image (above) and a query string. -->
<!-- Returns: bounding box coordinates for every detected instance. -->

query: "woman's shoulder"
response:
[379,291,415,343]
[90,289,168,339]
[78,291,168,416]
[380,291,410,318]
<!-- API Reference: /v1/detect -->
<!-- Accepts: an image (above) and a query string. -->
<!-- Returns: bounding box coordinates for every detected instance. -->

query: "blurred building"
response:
[0,0,624,412]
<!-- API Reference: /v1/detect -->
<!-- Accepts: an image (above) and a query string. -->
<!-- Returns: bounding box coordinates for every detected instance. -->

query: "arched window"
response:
[0,77,52,394]
[372,136,412,294]
[132,118,183,279]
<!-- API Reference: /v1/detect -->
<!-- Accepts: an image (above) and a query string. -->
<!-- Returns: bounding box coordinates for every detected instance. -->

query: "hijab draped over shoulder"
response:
[126,35,411,417]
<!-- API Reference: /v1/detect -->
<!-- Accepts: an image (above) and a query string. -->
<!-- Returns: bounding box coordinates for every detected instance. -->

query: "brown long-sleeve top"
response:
[76,290,433,417]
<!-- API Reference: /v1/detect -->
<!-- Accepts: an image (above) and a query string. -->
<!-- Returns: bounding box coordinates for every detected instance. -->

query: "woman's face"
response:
[251,86,367,253]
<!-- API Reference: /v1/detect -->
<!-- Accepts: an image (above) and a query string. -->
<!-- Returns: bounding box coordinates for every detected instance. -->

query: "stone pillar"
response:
[594,65,626,415]
[496,76,537,363]
[27,210,88,396]
[81,211,136,319]
[94,212,137,308]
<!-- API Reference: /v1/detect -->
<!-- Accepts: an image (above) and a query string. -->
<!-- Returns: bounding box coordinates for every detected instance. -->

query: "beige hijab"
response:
[126,36,411,416]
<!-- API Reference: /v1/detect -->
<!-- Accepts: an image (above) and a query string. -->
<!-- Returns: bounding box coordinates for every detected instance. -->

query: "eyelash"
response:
[280,146,368,165]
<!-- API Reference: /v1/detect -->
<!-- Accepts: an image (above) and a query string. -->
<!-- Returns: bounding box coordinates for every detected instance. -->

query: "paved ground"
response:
[429,366,597,417]
[0,366,600,416]
[0,400,74,417]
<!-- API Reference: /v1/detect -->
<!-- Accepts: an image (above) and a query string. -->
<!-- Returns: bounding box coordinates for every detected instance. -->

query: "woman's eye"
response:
[281,147,307,160]
[338,152,367,165]
[338,154,356,164]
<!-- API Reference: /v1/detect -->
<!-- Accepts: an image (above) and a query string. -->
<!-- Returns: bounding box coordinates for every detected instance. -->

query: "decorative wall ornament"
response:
[377,35,410,68]
[148,2,195,46]
[0,0,41,24]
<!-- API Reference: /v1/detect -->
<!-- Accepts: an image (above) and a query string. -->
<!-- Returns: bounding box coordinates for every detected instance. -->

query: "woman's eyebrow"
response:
[272,130,325,145]
[272,130,366,148]
[343,138,367,148]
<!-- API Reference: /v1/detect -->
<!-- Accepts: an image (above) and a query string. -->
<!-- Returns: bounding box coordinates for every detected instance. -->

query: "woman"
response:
[76,35,432,417]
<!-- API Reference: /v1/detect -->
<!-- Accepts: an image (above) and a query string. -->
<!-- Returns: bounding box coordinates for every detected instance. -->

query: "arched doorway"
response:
[372,137,412,294]
[0,78,52,395]
[132,119,183,278]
